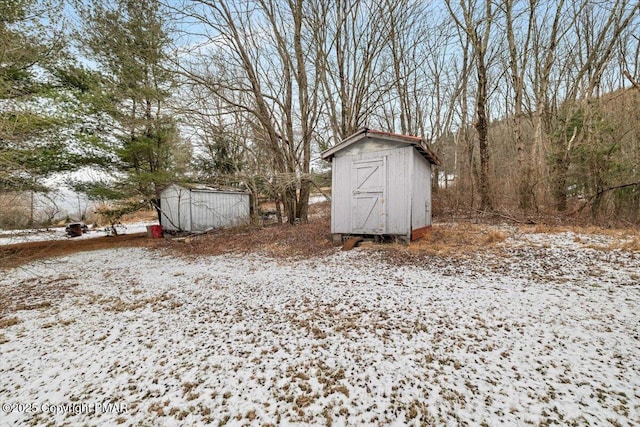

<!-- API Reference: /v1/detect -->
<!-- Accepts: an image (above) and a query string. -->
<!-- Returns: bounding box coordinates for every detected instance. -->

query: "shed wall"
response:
[332,144,413,236]
[160,185,250,232]
[411,153,432,229]
[190,191,250,230]
[333,138,402,157]
[160,184,192,231]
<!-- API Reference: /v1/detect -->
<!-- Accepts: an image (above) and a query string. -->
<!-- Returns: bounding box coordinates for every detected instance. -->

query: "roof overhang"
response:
[320,128,441,165]
[163,183,249,195]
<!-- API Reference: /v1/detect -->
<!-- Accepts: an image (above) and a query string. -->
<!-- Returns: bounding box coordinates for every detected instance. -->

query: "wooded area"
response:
[1,0,638,228]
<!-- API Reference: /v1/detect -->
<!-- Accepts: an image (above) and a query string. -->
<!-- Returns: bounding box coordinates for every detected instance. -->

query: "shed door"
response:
[351,158,386,234]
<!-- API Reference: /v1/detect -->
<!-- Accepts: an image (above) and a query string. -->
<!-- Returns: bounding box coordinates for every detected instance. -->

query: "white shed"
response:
[160,183,250,232]
[321,128,440,242]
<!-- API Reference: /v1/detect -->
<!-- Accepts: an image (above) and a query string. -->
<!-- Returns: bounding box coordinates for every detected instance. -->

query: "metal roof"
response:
[163,183,248,195]
[320,128,441,165]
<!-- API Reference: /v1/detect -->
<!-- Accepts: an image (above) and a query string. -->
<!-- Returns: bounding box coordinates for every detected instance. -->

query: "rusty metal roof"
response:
[321,128,441,165]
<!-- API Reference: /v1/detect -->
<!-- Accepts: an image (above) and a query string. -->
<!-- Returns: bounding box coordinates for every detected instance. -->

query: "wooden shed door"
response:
[351,158,386,234]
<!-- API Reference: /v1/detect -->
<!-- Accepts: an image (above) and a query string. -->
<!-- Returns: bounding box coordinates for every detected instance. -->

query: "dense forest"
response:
[1,0,638,227]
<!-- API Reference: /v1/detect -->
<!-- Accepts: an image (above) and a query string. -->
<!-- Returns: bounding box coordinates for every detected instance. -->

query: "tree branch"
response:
[623,70,640,92]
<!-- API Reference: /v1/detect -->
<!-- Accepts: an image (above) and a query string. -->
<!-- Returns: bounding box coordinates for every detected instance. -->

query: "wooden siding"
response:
[332,138,401,157]
[411,153,432,229]
[332,145,414,235]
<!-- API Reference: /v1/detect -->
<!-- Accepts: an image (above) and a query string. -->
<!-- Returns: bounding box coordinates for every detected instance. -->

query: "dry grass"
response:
[15,301,52,311]
[405,223,506,257]
[120,209,159,224]
[520,223,639,238]
[369,220,638,268]
[3,199,638,272]
[619,236,640,252]
[165,211,507,264]
[0,275,79,317]
[0,317,20,329]
[162,202,337,260]
[163,209,637,265]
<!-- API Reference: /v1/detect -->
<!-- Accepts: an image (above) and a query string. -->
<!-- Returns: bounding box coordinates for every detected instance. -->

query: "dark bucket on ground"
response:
[67,223,84,237]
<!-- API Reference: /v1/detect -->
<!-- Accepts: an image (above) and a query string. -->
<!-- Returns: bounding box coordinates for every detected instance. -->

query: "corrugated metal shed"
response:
[160,183,250,232]
[321,128,440,241]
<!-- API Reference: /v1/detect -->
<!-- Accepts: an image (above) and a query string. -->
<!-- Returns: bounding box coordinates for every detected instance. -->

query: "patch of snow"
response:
[309,194,330,204]
[0,236,638,425]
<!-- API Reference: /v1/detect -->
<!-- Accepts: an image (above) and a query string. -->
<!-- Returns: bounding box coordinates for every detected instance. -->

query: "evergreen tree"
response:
[0,0,76,193]
[76,0,188,219]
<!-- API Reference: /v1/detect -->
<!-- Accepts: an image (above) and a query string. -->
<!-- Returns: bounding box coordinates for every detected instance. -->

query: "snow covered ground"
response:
[0,222,153,245]
[0,229,639,426]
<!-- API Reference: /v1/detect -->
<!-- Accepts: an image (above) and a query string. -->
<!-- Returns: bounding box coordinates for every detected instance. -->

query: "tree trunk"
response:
[551,157,569,212]
[151,198,162,223]
[475,45,492,211]
[296,177,311,223]
[283,184,297,224]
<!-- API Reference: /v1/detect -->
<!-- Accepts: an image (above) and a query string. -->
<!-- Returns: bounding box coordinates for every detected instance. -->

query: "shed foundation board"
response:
[411,225,433,241]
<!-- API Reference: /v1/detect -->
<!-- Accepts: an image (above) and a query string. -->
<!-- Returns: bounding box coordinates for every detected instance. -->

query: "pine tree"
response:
[0,0,74,193]
[76,0,188,219]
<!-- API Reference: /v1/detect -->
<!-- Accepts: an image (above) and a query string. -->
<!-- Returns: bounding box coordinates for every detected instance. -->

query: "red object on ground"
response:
[149,225,163,238]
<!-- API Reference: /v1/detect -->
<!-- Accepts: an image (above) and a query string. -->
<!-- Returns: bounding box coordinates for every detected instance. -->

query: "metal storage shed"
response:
[160,183,250,232]
[321,128,440,242]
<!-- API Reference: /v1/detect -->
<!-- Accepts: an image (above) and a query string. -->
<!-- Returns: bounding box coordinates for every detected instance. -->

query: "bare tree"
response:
[547,0,639,211]
[502,0,536,211]
[528,0,575,211]
[445,0,501,211]
[172,0,322,223]
[313,0,396,141]
[161,0,638,225]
